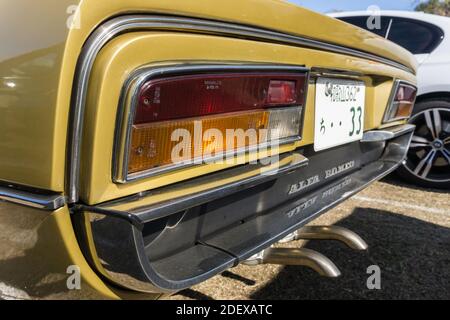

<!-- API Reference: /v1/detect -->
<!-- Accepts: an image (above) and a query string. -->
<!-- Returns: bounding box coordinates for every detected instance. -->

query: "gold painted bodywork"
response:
[0,0,417,299]
[0,203,160,299]
[82,32,414,204]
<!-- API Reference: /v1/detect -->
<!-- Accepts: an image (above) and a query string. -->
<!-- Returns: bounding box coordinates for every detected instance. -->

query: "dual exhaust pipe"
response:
[243,226,368,278]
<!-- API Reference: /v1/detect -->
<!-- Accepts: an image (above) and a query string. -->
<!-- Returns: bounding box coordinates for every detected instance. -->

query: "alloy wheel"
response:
[403,108,450,183]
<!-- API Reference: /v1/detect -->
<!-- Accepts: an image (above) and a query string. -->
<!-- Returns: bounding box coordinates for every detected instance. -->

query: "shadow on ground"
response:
[248,208,450,300]
[382,174,450,194]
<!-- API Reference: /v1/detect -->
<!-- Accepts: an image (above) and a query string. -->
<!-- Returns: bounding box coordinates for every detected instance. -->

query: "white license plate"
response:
[314,78,366,151]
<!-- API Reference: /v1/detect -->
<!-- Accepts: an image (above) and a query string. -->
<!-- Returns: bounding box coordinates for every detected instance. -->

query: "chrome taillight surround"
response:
[113,64,310,183]
[383,80,418,123]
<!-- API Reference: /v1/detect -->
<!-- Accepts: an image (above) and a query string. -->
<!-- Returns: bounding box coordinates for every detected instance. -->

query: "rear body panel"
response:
[81,31,414,204]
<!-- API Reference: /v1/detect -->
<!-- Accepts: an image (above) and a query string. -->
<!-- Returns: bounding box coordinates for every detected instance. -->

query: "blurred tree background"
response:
[415,0,450,16]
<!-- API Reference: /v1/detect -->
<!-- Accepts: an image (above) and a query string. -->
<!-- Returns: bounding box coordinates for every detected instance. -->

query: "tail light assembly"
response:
[384,80,417,123]
[114,65,309,183]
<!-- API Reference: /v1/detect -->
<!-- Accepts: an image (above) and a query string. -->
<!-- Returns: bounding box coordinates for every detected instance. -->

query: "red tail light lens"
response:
[384,81,417,123]
[135,73,307,124]
[396,85,416,102]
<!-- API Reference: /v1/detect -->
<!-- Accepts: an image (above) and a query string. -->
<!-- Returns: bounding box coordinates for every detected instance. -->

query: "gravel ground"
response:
[169,176,450,300]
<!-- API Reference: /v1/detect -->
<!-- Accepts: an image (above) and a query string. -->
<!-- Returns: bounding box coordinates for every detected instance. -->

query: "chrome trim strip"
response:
[310,67,365,80]
[68,14,415,203]
[113,64,309,183]
[135,153,309,223]
[98,152,309,224]
[361,124,416,142]
[383,80,418,124]
[0,185,66,210]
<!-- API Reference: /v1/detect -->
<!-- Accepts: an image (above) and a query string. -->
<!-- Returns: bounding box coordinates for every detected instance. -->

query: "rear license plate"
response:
[314,78,366,151]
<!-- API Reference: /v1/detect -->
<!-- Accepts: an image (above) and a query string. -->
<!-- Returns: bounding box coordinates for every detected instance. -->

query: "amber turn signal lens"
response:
[128,107,302,174]
[129,111,268,173]
[394,101,415,119]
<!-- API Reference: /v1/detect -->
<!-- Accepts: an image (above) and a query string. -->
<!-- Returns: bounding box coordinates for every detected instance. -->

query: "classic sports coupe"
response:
[0,1,417,299]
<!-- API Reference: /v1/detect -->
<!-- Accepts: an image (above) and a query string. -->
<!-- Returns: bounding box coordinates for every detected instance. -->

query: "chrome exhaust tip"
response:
[295,226,368,251]
[243,247,341,278]
[280,226,368,251]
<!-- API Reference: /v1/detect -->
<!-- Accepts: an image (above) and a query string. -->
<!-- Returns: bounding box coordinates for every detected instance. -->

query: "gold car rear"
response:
[0,0,417,299]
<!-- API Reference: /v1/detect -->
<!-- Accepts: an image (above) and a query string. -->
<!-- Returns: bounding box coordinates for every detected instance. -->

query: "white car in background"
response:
[330,11,450,189]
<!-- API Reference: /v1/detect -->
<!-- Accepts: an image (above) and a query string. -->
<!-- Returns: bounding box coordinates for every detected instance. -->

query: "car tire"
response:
[397,98,450,189]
